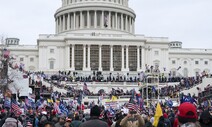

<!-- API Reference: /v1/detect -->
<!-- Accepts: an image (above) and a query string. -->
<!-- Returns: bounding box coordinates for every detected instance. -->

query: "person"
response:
[199,110,212,127]
[119,110,145,127]
[177,102,200,127]
[157,114,171,127]
[79,105,108,127]
[55,114,66,127]
[71,114,82,127]
[43,121,55,127]
[2,117,23,127]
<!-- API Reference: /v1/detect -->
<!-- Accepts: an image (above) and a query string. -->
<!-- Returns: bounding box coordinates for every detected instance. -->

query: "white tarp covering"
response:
[7,68,29,96]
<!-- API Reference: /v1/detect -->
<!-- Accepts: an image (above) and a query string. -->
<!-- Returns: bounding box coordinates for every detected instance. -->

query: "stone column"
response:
[94,11,97,28]
[126,45,129,71]
[63,15,66,31]
[73,12,76,30]
[66,44,70,69]
[56,18,58,33]
[59,16,62,32]
[142,47,145,70]
[71,44,75,70]
[129,17,132,33]
[115,12,118,29]
[108,11,111,29]
[121,45,125,71]
[87,45,91,70]
[87,11,90,28]
[99,45,102,71]
[132,18,135,33]
[83,45,86,70]
[110,45,114,71]
[125,15,128,31]
[137,46,140,71]
[121,14,124,30]
[80,11,83,29]
[101,11,104,28]
[67,13,70,30]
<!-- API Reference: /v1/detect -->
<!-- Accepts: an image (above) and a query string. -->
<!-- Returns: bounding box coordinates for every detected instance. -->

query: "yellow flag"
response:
[47,99,53,103]
[153,103,163,127]
[111,96,117,101]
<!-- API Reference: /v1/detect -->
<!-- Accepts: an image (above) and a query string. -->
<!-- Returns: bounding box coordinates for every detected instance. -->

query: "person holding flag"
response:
[119,106,145,127]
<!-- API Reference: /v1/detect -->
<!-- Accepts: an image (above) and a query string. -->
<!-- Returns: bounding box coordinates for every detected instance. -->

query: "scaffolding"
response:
[140,73,160,106]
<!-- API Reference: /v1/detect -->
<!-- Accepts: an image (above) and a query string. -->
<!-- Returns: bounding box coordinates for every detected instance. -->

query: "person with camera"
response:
[120,110,145,127]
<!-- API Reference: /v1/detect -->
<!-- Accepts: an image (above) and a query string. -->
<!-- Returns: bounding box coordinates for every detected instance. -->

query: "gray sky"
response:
[0,0,211,48]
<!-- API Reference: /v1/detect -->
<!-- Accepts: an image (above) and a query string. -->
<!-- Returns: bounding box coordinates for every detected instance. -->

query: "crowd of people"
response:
[0,95,212,127]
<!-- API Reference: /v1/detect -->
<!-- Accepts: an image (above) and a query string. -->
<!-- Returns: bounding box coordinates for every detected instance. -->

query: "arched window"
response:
[49,58,55,70]
[50,61,55,69]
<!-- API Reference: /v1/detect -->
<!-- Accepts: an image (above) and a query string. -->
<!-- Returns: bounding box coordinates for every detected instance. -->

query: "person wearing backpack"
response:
[157,114,171,127]
[163,113,171,127]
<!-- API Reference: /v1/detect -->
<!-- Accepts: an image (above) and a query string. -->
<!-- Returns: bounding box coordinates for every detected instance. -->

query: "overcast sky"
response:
[0,0,211,48]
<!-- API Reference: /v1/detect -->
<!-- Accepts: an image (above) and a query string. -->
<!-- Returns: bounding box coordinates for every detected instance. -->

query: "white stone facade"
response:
[2,0,212,77]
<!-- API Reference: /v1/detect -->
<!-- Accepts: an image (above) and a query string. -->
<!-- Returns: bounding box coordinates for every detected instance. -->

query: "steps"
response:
[180,77,212,96]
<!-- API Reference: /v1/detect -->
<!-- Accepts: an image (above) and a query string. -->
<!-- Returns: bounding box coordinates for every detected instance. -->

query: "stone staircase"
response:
[180,77,212,96]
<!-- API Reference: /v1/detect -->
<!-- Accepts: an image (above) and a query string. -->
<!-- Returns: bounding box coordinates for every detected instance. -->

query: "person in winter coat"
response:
[55,115,66,127]
[199,110,212,127]
[71,114,82,127]
[157,115,171,127]
[79,105,108,127]
[177,102,200,127]
[2,117,23,127]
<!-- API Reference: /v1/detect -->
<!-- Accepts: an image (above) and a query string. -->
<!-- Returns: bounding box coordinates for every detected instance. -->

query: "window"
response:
[172,60,176,64]
[205,61,208,65]
[195,61,199,65]
[184,61,187,64]
[154,51,159,56]
[50,61,54,69]
[50,49,54,53]
[20,58,24,62]
[30,58,34,62]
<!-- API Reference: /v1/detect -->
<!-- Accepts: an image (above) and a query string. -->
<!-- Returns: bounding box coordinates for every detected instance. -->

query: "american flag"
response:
[127,103,141,114]
[11,100,21,115]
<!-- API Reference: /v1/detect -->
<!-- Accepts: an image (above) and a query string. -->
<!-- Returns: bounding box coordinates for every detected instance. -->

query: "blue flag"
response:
[59,103,68,115]
[166,100,173,107]
[4,98,11,108]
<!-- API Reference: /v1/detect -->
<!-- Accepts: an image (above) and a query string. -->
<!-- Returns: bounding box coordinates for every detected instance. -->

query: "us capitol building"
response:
[1,0,212,77]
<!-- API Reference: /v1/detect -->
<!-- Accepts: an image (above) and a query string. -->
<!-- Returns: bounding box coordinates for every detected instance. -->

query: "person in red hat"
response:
[176,102,200,127]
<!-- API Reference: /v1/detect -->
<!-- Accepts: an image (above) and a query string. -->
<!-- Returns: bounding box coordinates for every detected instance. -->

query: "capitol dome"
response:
[54,0,136,34]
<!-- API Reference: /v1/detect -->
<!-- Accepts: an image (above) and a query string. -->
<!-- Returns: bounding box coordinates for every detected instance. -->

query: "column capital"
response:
[110,45,113,48]
[66,44,70,46]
